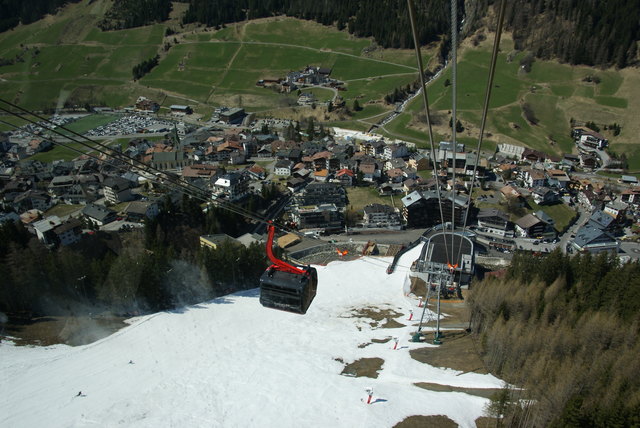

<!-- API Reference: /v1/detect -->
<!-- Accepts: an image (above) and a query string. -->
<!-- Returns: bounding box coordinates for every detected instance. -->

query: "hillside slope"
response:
[0,246,503,428]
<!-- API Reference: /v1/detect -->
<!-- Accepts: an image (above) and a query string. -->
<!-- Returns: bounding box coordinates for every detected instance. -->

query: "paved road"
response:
[320,229,427,245]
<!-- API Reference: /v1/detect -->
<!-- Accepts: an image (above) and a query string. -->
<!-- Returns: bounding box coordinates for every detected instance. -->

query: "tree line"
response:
[0,194,270,319]
[98,0,172,30]
[469,250,640,427]
[182,0,456,49]
[501,0,639,68]
[0,0,81,33]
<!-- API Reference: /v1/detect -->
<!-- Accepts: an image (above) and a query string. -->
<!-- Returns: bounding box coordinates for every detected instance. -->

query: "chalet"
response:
[275,159,294,176]
[620,188,640,206]
[562,153,580,168]
[7,144,27,161]
[546,169,571,189]
[378,182,404,196]
[124,201,159,222]
[103,176,135,204]
[578,188,604,211]
[409,153,430,171]
[256,145,273,158]
[286,177,307,193]
[361,140,386,157]
[214,171,249,201]
[477,208,514,237]
[522,148,546,163]
[531,187,559,205]
[579,153,598,169]
[12,190,52,212]
[464,155,487,179]
[169,105,193,116]
[359,162,380,182]
[48,175,75,196]
[82,204,117,227]
[386,168,405,183]
[573,127,608,149]
[33,216,62,245]
[247,164,267,180]
[219,108,246,124]
[515,213,551,238]
[53,218,83,246]
[363,203,402,228]
[334,168,354,186]
[522,168,546,188]
[384,158,407,171]
[500,185,526,207]
[134,96,159,113]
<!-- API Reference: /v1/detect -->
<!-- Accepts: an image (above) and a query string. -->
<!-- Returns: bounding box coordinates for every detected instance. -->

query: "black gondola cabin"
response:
[259,223,318,314]
[259,265,317,314]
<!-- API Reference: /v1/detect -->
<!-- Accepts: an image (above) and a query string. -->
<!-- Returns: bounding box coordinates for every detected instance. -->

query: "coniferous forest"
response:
[469,250,640,427]
[180,0,639,68]
[0,195,268,318]
[0,1,637,68]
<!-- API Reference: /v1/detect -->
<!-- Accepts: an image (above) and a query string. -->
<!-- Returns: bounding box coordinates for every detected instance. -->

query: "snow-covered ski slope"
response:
[0,245,502,427]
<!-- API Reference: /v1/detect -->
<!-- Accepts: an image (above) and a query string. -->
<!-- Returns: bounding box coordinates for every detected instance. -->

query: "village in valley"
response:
[1,94,639,263]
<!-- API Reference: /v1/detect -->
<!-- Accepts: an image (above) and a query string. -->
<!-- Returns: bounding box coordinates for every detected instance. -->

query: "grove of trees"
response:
[0,195,269,319]
[469,250,640,427]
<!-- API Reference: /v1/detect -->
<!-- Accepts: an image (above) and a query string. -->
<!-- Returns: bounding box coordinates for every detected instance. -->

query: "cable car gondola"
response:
[259,223,317,314]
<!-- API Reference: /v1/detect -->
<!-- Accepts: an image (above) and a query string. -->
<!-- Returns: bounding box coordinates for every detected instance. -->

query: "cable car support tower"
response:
[407,0,506,343]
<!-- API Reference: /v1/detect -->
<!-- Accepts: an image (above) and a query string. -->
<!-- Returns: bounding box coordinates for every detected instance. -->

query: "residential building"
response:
[33,216,62,245]
[275,159,294,176]
[214,171,249,201]
[292,203,343,230]
[294,182,346,208]
[514,213,553,238]
[124,201,159,222]
[531,187,559,205]
[401,190,469,228]
[363,203,402,228]
[570,226,618,254]
[477,208,514,237]
[53,218,83,246]
[103,177,135,204]
[82,204,117,227]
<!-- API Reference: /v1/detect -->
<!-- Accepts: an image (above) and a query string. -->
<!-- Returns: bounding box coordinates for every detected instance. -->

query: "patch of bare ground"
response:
[371,337,392,344]
[340,357,384,378]
[381,318,406,329]
[342,305,406,329]
[475,416,500,428]
[2,315,127,346]
[393,415,458,428]
[414,382,503,399]
[410,330,488,374]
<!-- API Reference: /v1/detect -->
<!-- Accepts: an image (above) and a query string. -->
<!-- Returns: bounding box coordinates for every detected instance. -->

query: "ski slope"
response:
[0,245,503,427]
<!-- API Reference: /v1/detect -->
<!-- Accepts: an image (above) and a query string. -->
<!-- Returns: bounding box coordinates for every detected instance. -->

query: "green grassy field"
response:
[0,2,637,163]
[346,187,395,212]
